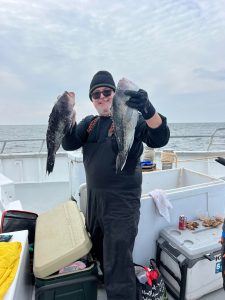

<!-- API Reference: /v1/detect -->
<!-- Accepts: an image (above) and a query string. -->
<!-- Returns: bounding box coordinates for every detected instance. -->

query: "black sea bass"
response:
[46,91,75,174]
[111,78,139,172]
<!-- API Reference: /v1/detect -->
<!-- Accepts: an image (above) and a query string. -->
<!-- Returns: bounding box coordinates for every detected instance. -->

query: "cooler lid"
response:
[160,221,222,260]
[33,200,92,278]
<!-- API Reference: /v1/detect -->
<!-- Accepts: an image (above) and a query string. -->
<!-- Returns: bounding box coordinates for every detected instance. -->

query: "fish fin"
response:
[116,151,128,172]
[125,106,134,123]
[64,120,73,135]
[46,152,55,175]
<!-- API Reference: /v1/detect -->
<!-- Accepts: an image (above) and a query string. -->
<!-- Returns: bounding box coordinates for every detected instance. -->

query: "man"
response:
[62,70,170,300]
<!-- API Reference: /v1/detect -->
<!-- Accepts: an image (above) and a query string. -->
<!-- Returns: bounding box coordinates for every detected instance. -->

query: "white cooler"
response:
[156,223,223,300]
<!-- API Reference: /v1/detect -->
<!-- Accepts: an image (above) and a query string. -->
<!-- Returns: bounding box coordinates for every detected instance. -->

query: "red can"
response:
[179,215,187,230]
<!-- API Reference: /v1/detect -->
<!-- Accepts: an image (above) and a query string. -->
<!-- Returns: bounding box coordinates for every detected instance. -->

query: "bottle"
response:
[134,266,147,284]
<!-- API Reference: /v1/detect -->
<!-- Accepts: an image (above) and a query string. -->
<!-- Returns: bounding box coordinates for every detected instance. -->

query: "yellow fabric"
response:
[0,242,22,299]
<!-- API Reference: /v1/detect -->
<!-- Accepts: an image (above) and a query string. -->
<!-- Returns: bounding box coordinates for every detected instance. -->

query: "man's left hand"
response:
[125,89,156,120]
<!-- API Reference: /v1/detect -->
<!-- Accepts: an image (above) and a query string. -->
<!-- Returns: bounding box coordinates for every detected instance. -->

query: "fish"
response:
[46,91,75,174]
[111,78,139,172]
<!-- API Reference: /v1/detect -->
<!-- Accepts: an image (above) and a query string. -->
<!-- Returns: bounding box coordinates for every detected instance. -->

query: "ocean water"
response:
[0,123,225,153]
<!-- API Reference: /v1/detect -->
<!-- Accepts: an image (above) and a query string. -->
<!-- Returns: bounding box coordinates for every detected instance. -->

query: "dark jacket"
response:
[62,113,170,189]
[62,113,170,153]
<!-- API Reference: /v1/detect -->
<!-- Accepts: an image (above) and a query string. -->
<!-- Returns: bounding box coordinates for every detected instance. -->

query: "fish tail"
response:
[46,152,55,175]
[116,152,127,172]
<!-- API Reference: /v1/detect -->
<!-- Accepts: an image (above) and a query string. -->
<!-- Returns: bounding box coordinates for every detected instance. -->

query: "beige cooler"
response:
[33,200,92,278]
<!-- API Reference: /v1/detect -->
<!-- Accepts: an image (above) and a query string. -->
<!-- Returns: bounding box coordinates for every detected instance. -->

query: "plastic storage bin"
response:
[35,262,98,300]
[156,223,223,300]
[133,168,225,264]
[33,200,97,300]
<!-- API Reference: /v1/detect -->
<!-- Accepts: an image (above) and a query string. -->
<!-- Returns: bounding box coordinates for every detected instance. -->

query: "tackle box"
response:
[33,200,98,300]
[156,222,223,300]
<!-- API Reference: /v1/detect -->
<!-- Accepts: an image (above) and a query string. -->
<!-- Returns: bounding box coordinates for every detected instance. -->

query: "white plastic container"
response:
[133,168,225,264]
[157,224,223,300]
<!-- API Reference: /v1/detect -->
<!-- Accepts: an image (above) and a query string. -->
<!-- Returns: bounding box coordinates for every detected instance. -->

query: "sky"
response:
[0,0,225,125]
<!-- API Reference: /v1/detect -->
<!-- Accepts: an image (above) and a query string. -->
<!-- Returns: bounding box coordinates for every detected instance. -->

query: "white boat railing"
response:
[0,138,46,154]
[0,128,225,154]
[207,128,225,150]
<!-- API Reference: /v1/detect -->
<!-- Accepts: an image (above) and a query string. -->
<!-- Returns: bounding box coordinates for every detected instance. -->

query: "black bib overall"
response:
[83,117,141,300]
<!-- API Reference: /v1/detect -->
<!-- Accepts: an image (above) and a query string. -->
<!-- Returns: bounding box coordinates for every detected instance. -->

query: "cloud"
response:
[0,69,25,90]
[1,0,225,123]
[194,68,225,81]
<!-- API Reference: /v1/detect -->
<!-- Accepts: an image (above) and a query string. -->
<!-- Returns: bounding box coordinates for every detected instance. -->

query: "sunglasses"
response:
[91,89,113,100]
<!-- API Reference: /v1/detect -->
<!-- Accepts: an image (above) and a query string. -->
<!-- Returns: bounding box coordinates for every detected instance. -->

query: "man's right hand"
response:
[125,89,156,120]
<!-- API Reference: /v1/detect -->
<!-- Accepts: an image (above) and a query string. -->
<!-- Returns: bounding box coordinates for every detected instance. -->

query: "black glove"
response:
[125,89,156,120]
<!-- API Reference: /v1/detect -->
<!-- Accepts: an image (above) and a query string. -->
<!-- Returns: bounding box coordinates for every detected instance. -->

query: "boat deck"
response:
[96,288,225,300]
[29,278,225,300]
[97,285,225,300]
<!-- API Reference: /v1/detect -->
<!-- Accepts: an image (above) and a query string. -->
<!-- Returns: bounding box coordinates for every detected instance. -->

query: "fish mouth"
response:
[65,91,75,97]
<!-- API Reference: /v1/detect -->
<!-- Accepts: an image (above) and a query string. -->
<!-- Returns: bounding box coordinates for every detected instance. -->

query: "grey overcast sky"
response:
[0,0,225,125]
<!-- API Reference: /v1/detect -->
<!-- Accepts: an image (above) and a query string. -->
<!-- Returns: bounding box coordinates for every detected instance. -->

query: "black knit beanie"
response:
[89,71,116,99]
